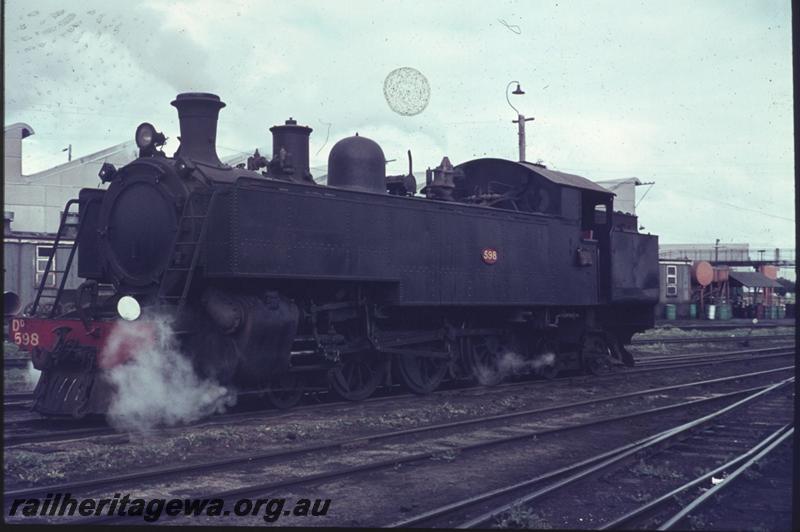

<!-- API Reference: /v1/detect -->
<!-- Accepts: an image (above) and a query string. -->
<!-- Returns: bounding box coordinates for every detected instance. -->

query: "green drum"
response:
[689,303,697,319]
[665,304,677,320]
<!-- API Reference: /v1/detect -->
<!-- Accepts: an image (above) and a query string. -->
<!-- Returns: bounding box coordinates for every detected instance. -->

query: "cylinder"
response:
[689,303,697,319]
[706,304,716,320]
[665,304,677,320]
[269,118,313,182]
[171,92,226,166]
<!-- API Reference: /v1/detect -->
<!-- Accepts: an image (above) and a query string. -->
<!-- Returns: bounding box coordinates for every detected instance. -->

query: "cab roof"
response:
[457,158,614,196]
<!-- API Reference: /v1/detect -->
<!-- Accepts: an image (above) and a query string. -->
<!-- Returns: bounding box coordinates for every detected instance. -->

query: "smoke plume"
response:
[101,317,236,432]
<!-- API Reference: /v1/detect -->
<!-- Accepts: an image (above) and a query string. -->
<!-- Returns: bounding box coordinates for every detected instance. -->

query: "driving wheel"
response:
[469,335,504,386]
[396,350,449,394]
[329,352,387,401]
[265,373,304,409]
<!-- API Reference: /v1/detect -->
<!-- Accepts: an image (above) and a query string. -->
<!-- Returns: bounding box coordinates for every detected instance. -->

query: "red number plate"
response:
[482,248,498,265]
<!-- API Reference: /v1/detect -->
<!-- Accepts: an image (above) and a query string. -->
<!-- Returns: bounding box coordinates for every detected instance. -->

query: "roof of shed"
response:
[729,271,782,288]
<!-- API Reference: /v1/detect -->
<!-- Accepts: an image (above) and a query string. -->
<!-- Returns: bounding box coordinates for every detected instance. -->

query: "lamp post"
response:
[506,81,534,162]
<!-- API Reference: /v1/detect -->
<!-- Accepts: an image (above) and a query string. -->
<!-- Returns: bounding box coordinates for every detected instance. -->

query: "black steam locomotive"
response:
[14,92,659,417]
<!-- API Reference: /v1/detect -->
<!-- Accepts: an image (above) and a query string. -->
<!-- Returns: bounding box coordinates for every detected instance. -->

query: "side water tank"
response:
[327,134,385,193]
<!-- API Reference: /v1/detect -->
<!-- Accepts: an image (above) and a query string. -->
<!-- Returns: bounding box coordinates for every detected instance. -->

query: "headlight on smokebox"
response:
[135,122,166,153]
[117,295,142,321]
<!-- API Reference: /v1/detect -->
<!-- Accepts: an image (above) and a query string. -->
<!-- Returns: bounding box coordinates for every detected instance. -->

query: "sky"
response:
[3,0,795,251]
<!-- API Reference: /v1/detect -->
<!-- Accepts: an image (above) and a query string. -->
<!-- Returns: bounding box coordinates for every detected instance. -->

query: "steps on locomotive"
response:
[157,191,213,306]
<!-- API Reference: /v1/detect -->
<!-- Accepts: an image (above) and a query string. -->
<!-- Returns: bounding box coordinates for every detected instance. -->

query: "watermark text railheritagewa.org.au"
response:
[8,493,331,523]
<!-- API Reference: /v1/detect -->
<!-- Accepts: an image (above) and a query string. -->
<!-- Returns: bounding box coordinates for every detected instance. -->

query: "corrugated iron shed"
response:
[729,271,781,288]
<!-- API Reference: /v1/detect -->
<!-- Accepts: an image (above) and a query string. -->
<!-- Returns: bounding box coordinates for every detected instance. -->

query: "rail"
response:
[394,377,792,528]
[7,371,793,525]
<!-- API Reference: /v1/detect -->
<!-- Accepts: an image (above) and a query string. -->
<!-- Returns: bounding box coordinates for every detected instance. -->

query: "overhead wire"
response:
[662,191,795,223]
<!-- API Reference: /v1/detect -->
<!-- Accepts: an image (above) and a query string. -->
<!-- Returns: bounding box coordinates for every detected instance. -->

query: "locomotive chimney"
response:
[268,118,313,183]
[170,92,226,166]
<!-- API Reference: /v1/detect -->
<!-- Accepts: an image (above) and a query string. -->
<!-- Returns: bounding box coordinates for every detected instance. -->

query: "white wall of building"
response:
[596,177,642,215]
[4,123,139,233]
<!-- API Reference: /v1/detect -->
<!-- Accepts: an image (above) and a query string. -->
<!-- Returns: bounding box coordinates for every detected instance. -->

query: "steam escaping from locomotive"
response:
[530,352,556,370]
[25,361,41,389]
[474,349,531,384]
[103,318,236,432]
[476,350,557,384]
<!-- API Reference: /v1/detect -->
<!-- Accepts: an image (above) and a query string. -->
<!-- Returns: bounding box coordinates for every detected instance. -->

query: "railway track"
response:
[599,426,794,530]
[387,378,794,528]
[642,428,793,531]
[3,344,794,447]
[5,367,794,525]
[631,333,795,345]
[3,392,33,401]
[3,400,35,412]
[635,345,793,367]
[654,321,794,331]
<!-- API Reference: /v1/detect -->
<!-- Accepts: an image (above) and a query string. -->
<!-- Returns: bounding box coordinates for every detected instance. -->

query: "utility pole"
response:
[513,114,535,162]
[62,144,72,162]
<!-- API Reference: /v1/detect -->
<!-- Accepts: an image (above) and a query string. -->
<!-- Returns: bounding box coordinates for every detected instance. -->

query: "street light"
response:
[506,81,534,162]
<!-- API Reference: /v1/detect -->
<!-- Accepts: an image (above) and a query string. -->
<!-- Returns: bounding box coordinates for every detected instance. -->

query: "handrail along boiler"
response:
[10,92,660,416]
